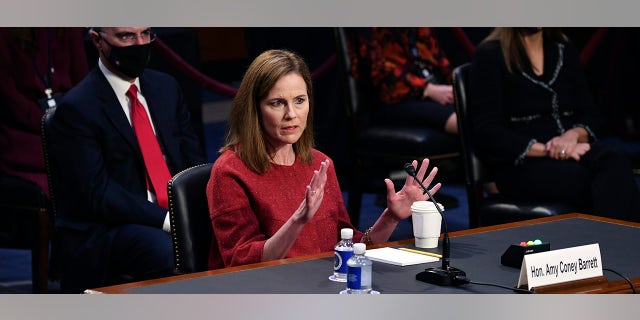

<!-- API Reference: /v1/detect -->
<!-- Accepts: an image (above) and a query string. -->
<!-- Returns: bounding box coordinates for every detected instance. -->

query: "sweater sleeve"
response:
[208,158,267,267]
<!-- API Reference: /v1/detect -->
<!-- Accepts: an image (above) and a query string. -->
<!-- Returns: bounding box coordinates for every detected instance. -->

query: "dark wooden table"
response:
[89,213,640,294]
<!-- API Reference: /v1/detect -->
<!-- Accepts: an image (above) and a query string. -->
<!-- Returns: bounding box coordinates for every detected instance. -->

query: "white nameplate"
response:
[517,243,603,290]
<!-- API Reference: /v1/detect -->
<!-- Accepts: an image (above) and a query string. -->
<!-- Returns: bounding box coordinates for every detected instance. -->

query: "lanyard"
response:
[30,29,57,108]
[31,29,55,100]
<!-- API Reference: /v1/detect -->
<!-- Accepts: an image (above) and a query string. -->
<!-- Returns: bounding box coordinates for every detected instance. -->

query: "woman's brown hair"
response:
[482,27,568,73]
[220,49,315,174]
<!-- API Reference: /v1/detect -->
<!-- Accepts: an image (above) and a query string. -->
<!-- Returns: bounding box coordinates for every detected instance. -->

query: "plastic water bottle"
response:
[346,243,372,294]
[331,228,354,282]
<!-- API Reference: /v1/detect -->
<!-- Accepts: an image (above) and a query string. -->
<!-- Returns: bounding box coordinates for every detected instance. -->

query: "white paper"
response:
[365,247,439,266]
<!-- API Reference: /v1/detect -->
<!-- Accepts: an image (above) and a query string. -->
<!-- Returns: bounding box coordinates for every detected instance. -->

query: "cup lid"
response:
[411,200,444,212]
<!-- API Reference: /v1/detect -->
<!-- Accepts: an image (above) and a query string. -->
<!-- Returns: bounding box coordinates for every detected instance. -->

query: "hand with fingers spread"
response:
[385,158,441,221]
[261,159,331,262]
[293,159,329,223]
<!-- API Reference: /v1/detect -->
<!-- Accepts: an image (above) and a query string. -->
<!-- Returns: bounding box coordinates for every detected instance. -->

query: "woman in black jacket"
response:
[470,27,639,222]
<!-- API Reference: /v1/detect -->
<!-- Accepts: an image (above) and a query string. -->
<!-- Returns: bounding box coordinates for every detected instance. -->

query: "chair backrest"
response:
[335,27,357,115]
[39,107,59,289]
[452,63,493,227]
[168,163,215,273]
[334,27,376,129]
[41,107,58,218]
[0,109,54,293]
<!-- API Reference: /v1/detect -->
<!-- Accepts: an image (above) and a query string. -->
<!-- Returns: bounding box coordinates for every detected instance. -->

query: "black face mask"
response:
[101,38,151,79]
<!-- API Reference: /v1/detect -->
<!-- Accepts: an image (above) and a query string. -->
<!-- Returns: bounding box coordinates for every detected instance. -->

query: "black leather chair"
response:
[0,174,50,293]
[452,63,577,228]
[335,27,460,228]
[40,107,62,291]
[167,163,216,273]
[0,107,56,293]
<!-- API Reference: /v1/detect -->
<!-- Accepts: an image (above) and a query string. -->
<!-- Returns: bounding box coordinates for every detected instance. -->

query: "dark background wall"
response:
[86,27,640,183]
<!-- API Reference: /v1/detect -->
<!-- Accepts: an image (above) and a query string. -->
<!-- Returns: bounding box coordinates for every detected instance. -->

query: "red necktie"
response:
[127,84,172,209]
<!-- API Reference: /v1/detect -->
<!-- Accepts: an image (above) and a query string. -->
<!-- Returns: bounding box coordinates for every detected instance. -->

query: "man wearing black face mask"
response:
[96,27,154,79]
[48,27,205,293]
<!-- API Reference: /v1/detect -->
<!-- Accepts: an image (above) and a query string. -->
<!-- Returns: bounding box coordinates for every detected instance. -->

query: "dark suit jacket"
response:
[48,67,205,276]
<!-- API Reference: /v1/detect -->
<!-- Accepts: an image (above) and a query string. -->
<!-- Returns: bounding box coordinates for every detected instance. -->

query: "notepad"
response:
[365,247,439,266]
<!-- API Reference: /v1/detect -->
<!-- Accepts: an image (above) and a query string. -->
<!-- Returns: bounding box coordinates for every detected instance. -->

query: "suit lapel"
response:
[138,73,164,135]
[93,69,140,152]
[139,72,177,173]
[94,69,180,174]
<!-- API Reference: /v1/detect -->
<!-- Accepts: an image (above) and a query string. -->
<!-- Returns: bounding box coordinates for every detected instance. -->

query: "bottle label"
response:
[334,250,353,273]
[347,266,362,289]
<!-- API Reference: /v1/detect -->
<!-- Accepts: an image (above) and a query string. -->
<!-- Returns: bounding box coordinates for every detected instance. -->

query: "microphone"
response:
[404,163,467,286]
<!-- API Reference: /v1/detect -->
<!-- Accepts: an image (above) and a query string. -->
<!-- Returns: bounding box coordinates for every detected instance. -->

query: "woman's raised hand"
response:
[385,158,441,221]
[293,159,329,223]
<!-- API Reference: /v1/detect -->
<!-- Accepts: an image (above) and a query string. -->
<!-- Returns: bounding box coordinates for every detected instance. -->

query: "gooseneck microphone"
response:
[404,163,467,286]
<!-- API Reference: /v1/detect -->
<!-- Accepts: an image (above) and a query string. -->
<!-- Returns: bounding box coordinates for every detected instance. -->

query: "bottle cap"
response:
[341,228,353,239]
[353,243,366,254]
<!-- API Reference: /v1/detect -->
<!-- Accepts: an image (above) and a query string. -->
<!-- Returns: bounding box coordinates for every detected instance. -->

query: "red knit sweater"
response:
[207,149,363,268]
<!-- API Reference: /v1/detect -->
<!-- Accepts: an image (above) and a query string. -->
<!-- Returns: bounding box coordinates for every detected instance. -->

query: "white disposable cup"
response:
[411,201,443,248]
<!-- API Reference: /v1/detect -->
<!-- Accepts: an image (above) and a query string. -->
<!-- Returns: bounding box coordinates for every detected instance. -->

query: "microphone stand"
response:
[404,163,467,286]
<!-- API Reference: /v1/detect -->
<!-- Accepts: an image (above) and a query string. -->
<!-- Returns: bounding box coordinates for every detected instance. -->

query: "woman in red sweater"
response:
[207,49,441,268]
